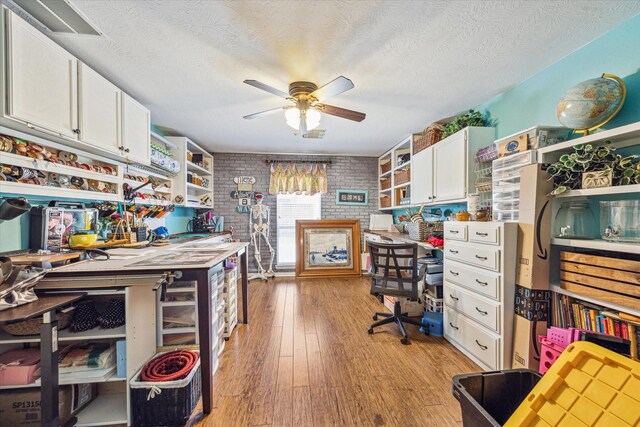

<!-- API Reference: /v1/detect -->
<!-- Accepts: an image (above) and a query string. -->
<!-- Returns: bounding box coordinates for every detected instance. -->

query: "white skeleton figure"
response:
[249,195,275,279]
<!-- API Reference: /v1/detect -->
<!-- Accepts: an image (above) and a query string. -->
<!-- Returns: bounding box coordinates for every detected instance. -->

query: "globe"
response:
[557,74,626,134]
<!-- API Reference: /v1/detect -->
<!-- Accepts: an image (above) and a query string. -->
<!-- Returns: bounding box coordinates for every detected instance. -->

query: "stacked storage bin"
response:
[419,257,444,335]
[492,150,537,221]
[222,266,238,343]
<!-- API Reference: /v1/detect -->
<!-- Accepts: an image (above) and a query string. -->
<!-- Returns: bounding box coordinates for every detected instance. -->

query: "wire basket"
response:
[474,161,493,178]
[475,178,493,193]
[475,144,498,162]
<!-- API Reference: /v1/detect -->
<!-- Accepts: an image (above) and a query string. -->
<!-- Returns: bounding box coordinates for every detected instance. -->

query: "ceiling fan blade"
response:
[243,79,290,99]
[315,104,366,122]
[309,76,354,102]
[243,106,287,120]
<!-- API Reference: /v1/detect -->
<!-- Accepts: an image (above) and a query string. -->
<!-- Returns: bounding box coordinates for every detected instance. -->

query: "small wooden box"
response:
[559,251,640,310]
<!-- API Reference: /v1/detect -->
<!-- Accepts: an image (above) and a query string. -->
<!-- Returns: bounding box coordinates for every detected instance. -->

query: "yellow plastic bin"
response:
[505,341,640,427]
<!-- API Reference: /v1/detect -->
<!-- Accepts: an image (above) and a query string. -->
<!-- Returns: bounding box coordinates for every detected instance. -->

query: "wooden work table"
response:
[38,238,250,419]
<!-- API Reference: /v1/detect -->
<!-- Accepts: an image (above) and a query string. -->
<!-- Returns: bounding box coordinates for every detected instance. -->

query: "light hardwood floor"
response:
[195,276,480,427]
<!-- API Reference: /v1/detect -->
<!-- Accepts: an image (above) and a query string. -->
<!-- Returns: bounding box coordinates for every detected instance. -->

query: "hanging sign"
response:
[237,183,253,191]
[230,191,256,199]
[238,197,251,206]
[233,176,256,184]
[236,205,251,213]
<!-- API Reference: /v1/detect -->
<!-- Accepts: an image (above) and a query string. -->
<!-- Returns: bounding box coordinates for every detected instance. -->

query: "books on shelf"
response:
[552,292,639,360]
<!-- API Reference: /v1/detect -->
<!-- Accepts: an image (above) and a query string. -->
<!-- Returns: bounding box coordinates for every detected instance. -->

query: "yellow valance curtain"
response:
[268,162,328,195]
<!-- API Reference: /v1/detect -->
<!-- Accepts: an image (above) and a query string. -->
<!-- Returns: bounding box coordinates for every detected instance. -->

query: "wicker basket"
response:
[406,222,429,241]
[380,196,391,208]
[413,124,444,155]
[2,311,73,336]
[394,168,410,185]
[380,161,391,174]
[380,177,391,191]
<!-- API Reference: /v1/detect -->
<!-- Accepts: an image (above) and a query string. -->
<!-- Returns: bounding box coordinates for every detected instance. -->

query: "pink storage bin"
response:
[0,348,41,385]
[537,336,567,375]
[545,326,581,347]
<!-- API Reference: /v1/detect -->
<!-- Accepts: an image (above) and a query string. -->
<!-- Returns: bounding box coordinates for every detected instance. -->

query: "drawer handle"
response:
[475,232,488,237]
[449,294,459,301]
[449,322,459,330]
[475,279,488,286]
[449,270,459,276]
[449,249,459,254]
[475,307,488,315]
[450,230,459,234]
[475,255,487,261]
[475,340,488,350]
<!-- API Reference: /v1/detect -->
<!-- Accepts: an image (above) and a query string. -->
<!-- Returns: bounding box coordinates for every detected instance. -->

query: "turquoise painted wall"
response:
[477,14,640,139]
[0,195,194,253]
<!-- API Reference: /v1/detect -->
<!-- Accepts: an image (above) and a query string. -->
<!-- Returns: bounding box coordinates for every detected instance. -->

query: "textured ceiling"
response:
[39,0,640,156]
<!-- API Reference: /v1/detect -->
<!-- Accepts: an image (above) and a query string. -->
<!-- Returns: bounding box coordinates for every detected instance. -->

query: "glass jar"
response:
[554,201,597,239]
[600,200,640,243]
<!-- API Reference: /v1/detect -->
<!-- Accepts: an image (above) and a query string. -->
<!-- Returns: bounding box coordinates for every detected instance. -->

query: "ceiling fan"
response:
[243,76,366,134]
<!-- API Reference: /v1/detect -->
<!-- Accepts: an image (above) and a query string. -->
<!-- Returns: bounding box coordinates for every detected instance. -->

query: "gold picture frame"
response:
[295,219,361,279]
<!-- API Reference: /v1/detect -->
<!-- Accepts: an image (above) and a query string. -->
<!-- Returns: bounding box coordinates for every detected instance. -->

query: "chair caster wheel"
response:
[401,337,408,345]
[372,315,378,321]
[368,328,374,334]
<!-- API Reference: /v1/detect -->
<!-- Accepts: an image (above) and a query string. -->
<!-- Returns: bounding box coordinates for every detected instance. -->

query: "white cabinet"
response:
[121,93,151,165]
[443,222,517,370]
[3,8,151,165]
[5,11,78,139]
[433,130,466,202]
[410,146,434,204]
[408,127,495,206]
[78,63,121,154]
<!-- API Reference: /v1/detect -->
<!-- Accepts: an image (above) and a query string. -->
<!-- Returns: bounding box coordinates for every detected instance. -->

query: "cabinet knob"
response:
[72,128,80,134]
[124,148,130,153]
[119,146,125,150]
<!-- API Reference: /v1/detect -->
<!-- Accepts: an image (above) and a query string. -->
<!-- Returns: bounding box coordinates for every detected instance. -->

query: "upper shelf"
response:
[554,183,640,198]
[186,160,212,175]
[551,238,640,255]
[538,122,640,159]
[150,131,178,150]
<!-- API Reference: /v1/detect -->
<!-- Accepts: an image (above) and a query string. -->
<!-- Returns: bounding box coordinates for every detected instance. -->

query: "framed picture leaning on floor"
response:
[295,219,361,279]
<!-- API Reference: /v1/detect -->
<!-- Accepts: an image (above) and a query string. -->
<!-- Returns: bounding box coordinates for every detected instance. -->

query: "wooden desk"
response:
[364,229,440,251]
[0,293,84,427]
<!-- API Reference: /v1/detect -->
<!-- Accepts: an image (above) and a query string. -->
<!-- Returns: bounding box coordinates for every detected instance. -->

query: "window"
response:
[276,193,321,266]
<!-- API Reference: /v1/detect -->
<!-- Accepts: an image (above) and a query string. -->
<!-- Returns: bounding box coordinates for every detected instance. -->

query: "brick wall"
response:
[212,153,379,271]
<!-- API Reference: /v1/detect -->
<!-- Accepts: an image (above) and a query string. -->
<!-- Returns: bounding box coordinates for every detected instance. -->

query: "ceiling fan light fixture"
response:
[306,109,321,130]
[285,107,300,129]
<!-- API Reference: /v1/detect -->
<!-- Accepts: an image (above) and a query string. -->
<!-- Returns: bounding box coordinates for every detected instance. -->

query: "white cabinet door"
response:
[78,63,121,154]
[411,146,434,204]
[6,11,78,139]
[434,131,467,202]
[121,93,150,165]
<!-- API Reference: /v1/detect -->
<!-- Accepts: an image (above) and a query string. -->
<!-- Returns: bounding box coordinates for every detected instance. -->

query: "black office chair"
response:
[367,241,431,344]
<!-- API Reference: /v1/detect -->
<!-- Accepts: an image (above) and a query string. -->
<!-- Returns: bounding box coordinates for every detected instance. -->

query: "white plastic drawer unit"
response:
[444,260,500,300]
[468,223,501,245]
[444,283,500,333]
[162,305,196,329]
[444,223,467,241]
[444,307,499,370]
[445,242,500,271]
